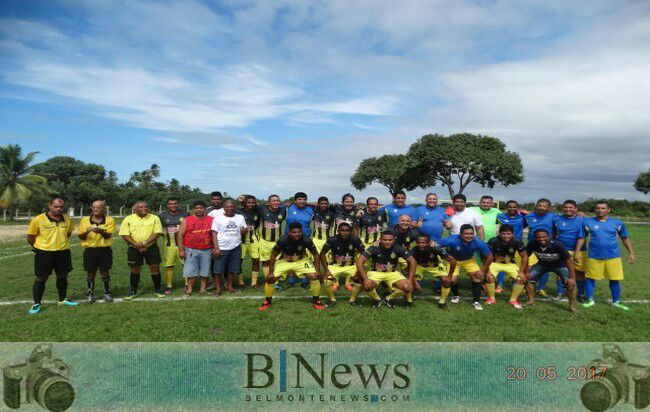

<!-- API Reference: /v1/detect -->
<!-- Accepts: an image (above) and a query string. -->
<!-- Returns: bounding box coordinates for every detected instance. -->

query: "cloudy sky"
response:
[1,0,648,204]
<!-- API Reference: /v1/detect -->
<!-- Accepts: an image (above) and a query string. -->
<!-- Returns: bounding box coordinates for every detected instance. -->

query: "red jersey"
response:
[183,215,213,250]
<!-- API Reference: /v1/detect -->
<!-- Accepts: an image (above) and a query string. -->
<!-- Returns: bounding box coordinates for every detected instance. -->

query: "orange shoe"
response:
[258,301,272,311]
[345,284,354,291]
[486,298,496,305]
[312,300,325,310]
[507,300,523,310]
[333,283,339,292]
[495,286,503,294]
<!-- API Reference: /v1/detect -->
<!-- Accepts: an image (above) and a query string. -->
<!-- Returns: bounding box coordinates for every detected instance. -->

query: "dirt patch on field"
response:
[0,225,30,242]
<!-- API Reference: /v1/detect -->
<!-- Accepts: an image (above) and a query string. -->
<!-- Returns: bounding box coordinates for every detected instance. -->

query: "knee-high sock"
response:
[386,289,405,301]
[101,276,111,294]
[33,278,46,304]
[471,282,482,303]
[324,280,335,301]
[577,279,586,297]
[264,283,275,302]
[406,291,413,303]
[238,273,244,285]
[350,284,362,301]
[367,289,381,300]
[451,283,460,297]
[86,276,95,294]
[585,278,596,300]
[497,272,505,286]
[151,273,162,290]
[165,267,174,288]
[56,276,68,301]
[556,278,565,294]
[510,284,524,301]
[309,280,321,297]
[250,268,258,286]
[609,280,621,303]
[486,283,495,299]
[440,287,451,304]
[537,272,550,291]
[130,273,140,292]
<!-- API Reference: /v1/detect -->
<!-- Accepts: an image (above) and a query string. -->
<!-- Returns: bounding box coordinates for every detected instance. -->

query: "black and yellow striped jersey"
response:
[236,207,261,244]
[258,205,286,242]
[359,210,386,244]
[333,204,358,233]
[312,207,336,240]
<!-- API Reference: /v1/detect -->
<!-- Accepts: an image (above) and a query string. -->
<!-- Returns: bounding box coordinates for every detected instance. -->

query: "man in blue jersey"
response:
[553,200,587,302]
[415,193,451,242]
[494,200,528,293]
[379,190,417,228]
[284,192,314,236]
[524,198,564,297]
[575,201,636,310]
[437,224,494,310]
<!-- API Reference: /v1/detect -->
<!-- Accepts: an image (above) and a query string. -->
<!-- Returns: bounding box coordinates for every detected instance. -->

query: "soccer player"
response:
[333,193,359,233]
[237,195,261,288]
[258,194,287,282]
[575,201,636,310]
[320,222,365,308]
[486,224,528,309]
[119,201,165,299]
[448,194,485,239]
[553,200,587,302]
[410,234,457,309]
[358,197,386,249]
[351,230,416,309]
[178,201,214,297]
[285,192,314,236]
[379,190,417,227]
[524,198,562,297]
[437,224,493,310]
[524,229,576,312]
[393,214,419,249]
[26,196,78,314]
[311,196,336,253]
[259,222,324,311]
[212,200,248,293]
[158,197,189,294]
[206,191,224,216]
[471,195,500,240]
[78,200,116,303]
[494,200,528,292]
[415,193,450,242]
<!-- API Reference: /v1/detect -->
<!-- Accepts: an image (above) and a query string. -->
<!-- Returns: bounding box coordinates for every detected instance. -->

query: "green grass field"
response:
[0,226,648,342]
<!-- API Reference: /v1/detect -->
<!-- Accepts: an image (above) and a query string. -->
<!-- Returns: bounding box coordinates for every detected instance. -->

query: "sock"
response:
[471,282,482,303]
[486,283,495,299]
[32,279,46,304]
[309,280,321,298]
[585,278,596,300]
[151,273,162,291]
[497,272,505,286]
[130,273,140,292]
[440,287,451,304]
[609,280,621,303]
[56,276,68,301]
[165,267,174,288]
[556,278,565,295]
[537,272,549,291]
[350,284,362,302]
[406,291,413,303]
[451,283,460,297]
[510,284,524,301]
[386,289,405,301]
[367,289,381,301]
[102,276,111,294]
[577,279,586,297]
[324,280,335,301]
[86,277,95,295]
[251,269,258,286]
[262,266,270,277]
[238,273,244,285]
[264,283,275,298]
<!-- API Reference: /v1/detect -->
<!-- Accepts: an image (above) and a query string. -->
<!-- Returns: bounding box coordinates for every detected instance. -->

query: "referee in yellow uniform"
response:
[78,200,115,303]
[119,201,164,299]
[26,196,78,314]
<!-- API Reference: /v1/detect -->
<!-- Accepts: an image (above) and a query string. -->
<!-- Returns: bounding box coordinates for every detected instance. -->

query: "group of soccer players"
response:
[25,190,636,315]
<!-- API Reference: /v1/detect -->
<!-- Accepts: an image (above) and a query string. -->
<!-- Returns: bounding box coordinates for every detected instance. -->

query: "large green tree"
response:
[407,133,524,197]
[634,170,650,195]
[350,154,421,196]
[0,144,50,208]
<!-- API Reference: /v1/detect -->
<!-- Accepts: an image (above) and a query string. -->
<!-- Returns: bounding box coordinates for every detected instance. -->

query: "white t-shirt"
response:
[208,208,225,218]
[449,208,483,235]
[211,213,247,250]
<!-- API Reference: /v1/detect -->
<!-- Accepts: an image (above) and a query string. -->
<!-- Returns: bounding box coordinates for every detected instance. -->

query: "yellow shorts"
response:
[312,237,327,253]
[453,258,481,275]
[569,251,587,272]
[327,264,357,281]
[241,240,260,260]
[258,239,276,262]
[586,257,624,280]
[415,265,447,280]
[367,271,406,287]
[489,262,521,280]
[162,245,182,267]
[397,257,407,272]
[273,258,316,279]
[528,253,538,266]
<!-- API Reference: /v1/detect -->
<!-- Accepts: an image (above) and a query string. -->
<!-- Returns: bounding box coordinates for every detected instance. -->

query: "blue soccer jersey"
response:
[379,204,417,227]
[553,215,586,251]
[582,217,629,259]
[437,234,492,261]
[284,204,314,237]
[415,205,449,241]
[524,212,557,243]
[496,213,527,241]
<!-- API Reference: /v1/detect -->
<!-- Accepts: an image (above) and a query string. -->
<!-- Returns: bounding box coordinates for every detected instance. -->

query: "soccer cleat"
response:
[154,290,166,298]
[164,287,172,295]
[124,291,138,301]
[325,300,337,309]
[383,299,396,309]
[258,301,272,311]
[28,304,41,315]
[345,284,354,291]
[536,290,548,298]
[495,286,503,294]
[507,300,523,310]
[332,283,339,292]
[312,300,325,310]
[485,298,496,305]
[577,295,587,303]
[86,293,95,304]
[450,296,461,304]
[612,302,630,311]
[438,302,448,310]
[582,299,595,308]
[103,293,114,303]
[58,298,79,307]
[372,299,383,309]
[472,302,483,311]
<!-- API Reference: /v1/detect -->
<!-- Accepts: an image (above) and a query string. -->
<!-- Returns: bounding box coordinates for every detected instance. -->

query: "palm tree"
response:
[0,144,50,208]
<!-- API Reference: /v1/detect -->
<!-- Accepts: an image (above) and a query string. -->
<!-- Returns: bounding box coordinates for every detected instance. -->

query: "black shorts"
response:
[34,249,72,277]
[127,245,161,267]
[83,247,113,272]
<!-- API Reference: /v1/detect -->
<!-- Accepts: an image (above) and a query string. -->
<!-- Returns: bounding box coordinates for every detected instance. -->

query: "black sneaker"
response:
[383,299,396,309]
[577,295,587,303]
[103,293,114,303]
[438,302,448,310]
[86,293,95,304]
[326,300,337,309]
[372,299,383,309]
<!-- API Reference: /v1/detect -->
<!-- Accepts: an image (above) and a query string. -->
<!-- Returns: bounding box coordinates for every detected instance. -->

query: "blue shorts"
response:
[212,246,242,275]
[528,264,570,282]
[182,248,212,278]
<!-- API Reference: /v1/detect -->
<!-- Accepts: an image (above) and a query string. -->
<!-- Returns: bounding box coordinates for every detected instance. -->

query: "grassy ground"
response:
[0,226,648,342]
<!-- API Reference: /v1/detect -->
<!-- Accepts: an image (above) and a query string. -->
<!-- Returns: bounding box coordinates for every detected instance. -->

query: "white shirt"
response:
[211,213,247,250]
[208,208,225,218]
[449,208,483,235]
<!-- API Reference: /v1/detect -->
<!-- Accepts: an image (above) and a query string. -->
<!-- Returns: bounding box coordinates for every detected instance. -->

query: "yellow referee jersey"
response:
[78,215,116,248]
[27,213,74,251]
[118,213,163,243]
